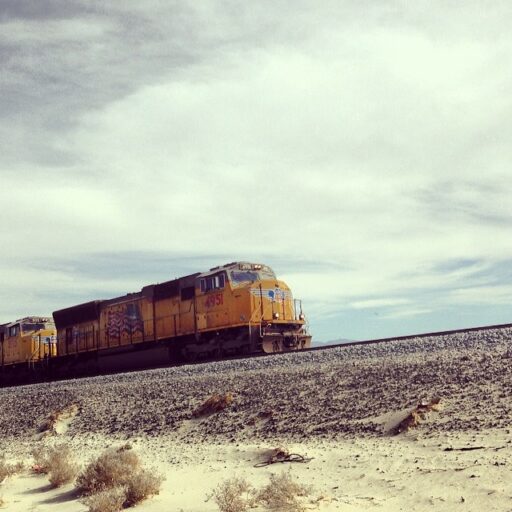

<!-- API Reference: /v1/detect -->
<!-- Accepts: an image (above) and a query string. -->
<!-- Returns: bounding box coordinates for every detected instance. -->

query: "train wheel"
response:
[211,347,223,359]
[183,349,197,363]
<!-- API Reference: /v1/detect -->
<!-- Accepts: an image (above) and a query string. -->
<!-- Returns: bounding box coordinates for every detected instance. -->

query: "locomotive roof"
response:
[51,263,272,328]
[53,300,103,329]
[204,261,274,276]
[52,272,202,326]
[3,316,54,328]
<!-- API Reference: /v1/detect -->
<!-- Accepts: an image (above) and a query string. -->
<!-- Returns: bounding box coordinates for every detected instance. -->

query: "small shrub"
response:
[32,444,78,486]
[257,471,311,512]
[0,457,24,483]
[213,477,255,512]
[32,446,51,474]
[81,487,126,512]
[76,445,163,508]
[47,444,79,487]
[76,447,140,495]
[124,469,163,507]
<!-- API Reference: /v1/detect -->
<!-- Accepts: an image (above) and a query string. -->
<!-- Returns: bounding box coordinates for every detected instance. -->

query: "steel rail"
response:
[303,321,512,353]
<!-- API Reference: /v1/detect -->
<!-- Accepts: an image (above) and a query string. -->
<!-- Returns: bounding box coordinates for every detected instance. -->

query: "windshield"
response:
[229,268,276,284]
[230,271,259,284]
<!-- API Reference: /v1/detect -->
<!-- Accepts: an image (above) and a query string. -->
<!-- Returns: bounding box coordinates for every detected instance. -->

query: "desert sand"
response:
[0,327,511,511]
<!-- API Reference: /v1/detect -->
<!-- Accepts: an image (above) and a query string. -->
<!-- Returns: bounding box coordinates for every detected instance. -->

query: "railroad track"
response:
[3,321,511,388]
[305,321,512,353]
[116,320,512,370]
[175,320,512,370]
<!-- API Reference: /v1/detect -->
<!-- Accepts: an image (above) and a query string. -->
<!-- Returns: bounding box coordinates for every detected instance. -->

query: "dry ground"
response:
[0,327,511,511]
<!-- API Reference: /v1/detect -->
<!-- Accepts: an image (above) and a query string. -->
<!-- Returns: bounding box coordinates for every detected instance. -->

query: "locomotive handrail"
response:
[248,310,266,338]
[27,333,55,369]
[26,334,41,369]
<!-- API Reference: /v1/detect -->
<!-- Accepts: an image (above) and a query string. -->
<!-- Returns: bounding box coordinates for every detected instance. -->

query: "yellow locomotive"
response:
[0,317,57,367]
[53,262,311,365]
[0,262,311,384]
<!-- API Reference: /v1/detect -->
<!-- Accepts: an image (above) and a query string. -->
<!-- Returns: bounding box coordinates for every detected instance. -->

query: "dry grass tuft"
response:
[76,446,140,495]
[0,456,24,483]
[124,469,164,507]
[76,445,163,508]
[395,397,442,434]
[213,472,312,512]
[257,471,311,512]
[212,477,255,512]
[193,393,234,418]
[32,444,79,486]
[47,444,79,487]
[32,445,51,474]
[81,487,126,512]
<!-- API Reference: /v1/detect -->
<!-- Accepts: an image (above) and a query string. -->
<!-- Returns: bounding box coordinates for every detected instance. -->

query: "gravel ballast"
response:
[1,327,511,445]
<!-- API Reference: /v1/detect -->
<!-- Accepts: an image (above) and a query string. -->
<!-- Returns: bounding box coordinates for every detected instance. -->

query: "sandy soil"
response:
[0,327,511,511]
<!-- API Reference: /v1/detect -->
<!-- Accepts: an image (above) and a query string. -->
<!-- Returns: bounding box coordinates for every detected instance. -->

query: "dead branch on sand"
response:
[192,393,234,418]
[394,397,442,434]
[39,404,79,435]
[254,447,313,467]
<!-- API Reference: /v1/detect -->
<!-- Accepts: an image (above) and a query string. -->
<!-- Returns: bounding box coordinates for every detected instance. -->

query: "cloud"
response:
[445,285,512,306]
[0,18,109,44]
[380,308,433,320]
[350,298,411,309]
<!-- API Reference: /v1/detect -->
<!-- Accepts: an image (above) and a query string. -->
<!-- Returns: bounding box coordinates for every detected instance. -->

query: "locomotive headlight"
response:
[273,312,280,319]
[299,313,305,321]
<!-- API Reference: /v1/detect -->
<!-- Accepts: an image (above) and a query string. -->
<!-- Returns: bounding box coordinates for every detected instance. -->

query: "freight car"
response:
[0,262,311,384]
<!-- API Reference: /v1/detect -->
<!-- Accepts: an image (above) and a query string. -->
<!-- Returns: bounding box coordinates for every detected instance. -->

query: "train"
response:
[0,261,311,385]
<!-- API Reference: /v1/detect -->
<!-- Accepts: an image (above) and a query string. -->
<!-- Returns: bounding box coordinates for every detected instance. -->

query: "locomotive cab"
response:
[0,317,57,367]
[196,262,311,354]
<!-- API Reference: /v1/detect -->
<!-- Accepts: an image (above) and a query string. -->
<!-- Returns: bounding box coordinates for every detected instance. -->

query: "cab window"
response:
[230,271,259,283]
[200,273,225,293]
[9,325,19,337]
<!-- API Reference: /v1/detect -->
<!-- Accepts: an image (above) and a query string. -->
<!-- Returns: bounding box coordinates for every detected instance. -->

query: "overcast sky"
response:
[1,1,512,341]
